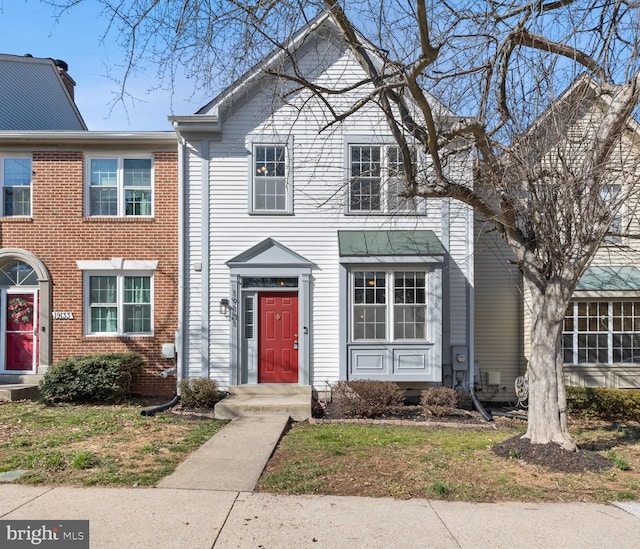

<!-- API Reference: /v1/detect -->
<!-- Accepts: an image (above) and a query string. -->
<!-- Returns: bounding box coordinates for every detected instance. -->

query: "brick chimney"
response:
[54,59,76,100]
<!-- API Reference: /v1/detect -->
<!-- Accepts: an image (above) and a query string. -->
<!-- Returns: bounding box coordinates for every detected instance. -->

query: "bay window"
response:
[352,270,427,342]
[563,300,640,364]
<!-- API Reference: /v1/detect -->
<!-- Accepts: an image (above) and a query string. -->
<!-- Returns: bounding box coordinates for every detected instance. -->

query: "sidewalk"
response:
[0,416,638,548]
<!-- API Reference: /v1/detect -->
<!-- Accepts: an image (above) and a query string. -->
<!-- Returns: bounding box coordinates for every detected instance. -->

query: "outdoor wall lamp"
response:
[219,298,231,316]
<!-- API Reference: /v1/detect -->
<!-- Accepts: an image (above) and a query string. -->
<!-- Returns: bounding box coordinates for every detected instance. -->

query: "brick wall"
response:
[0,149,179,396]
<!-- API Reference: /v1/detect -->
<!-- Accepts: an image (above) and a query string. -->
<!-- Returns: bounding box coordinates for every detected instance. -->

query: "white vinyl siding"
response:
[182,33,473,389]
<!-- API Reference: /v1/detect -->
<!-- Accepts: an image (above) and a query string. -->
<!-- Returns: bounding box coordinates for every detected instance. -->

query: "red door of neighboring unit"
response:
[259,292,298,383]
[5,292,36,372]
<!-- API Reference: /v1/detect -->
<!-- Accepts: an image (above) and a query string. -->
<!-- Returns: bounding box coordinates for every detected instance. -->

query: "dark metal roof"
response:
[0,54,86,130]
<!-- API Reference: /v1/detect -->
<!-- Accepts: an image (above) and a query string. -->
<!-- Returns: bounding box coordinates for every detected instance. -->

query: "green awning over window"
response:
[576,266,640,291]
[338,230,446,257]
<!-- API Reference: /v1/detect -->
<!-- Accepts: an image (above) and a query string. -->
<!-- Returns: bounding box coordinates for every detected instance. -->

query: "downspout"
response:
[175,126,187,394]
[201,139,211,379]
[142,129,186,417]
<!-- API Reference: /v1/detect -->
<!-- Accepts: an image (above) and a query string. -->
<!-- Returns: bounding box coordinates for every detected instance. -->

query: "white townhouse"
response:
[170,13,475,400]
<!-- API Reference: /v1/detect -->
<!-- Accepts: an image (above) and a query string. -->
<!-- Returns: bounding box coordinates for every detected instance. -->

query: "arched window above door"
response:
[0,260,38,287]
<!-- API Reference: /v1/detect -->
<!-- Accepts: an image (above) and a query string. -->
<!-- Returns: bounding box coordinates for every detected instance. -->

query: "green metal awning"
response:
[576,266,640,291]
[338,230,446,257]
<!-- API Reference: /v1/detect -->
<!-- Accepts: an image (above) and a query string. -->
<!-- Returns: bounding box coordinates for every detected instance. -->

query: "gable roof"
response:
[227,238,313,268]
[0,54,87,130]
[176,11,454,128]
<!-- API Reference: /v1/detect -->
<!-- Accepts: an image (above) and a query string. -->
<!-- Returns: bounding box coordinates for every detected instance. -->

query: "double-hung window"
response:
[352,270,427,341]
[88,156,153,217]
[1,157,32,217]
[349,144,422,214]
[251,144,292,213]
[563,301,640,364]
[87,273,153,336]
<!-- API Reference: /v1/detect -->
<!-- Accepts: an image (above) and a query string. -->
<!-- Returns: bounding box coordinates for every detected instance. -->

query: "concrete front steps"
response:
[214,384,312,421]
[0,374,42,401]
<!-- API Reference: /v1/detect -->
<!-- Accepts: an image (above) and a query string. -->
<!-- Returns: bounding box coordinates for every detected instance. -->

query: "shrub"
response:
[420,387,460,417]
[179,378,222,409]
[39,352,143,404]
[331,380,404,418]
[566,386,640,422]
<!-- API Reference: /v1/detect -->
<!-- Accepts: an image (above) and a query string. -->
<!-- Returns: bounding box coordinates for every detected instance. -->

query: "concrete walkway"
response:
[157,415,290,491]
[0,416,639,548]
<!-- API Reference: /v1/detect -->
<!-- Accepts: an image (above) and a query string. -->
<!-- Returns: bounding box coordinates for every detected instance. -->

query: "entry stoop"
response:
[214,384,312,421]
[0,375,42,401]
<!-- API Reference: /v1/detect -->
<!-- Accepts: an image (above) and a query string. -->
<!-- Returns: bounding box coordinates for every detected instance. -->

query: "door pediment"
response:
[227,238,313,269]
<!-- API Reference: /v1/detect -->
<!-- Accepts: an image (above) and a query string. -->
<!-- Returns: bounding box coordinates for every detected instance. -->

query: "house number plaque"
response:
[52,312,74,320]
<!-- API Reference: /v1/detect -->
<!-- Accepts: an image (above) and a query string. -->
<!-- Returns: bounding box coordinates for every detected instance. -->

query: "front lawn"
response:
[258,420,640,502]
[0,401,225,486]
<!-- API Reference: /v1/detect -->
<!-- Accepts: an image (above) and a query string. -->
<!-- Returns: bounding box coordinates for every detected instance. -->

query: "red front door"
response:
[5,291,37,372]
[259,292,298,383]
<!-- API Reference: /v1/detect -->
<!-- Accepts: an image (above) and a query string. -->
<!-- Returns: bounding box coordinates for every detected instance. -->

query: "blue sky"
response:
[0,0,205,130]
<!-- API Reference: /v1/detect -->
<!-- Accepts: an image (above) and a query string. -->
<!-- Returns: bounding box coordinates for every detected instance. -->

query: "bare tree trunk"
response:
[524,278,577,451]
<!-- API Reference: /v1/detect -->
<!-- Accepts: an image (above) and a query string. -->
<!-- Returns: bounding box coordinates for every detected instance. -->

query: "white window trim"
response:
[85,155,154,218]
[563,300,640,364]
[79,260,157,337]
[246,134,294,215]
[344,137,426,215]
[349,268,430,344]
[0,156,32,218]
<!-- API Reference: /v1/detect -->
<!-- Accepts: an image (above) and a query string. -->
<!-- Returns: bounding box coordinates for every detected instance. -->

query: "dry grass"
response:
[0,401,225,486]
[258,419,640,502]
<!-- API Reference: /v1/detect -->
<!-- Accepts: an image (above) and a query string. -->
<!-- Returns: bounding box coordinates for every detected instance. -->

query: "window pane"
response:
[123,276,151,333]
[124,304,151,333]
[254,145,287,212]
[353,271,386,340]
[244,296,254,339]
[125,190,152,216]
[123,159,151,187]
[90,276,117,304]
[91,159,117,186]
[4,187,30,216]
[90,188,117,215]
[4,158,31,186]
[91,306,117,333]
[354,305,386,340]
[350,146,381,211]
[124,276,150,304]
[393,272,427,340]
[3,158,32,216]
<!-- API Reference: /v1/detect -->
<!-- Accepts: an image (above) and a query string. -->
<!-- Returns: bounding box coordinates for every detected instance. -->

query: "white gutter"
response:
[175,129,187,394]
[0,131,176,147]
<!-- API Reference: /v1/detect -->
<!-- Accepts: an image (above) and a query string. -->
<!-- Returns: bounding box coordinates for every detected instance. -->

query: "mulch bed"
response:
[492,435,613,472]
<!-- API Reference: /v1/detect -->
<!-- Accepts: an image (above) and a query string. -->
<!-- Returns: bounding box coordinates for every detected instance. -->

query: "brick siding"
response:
[0,149,179,396]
